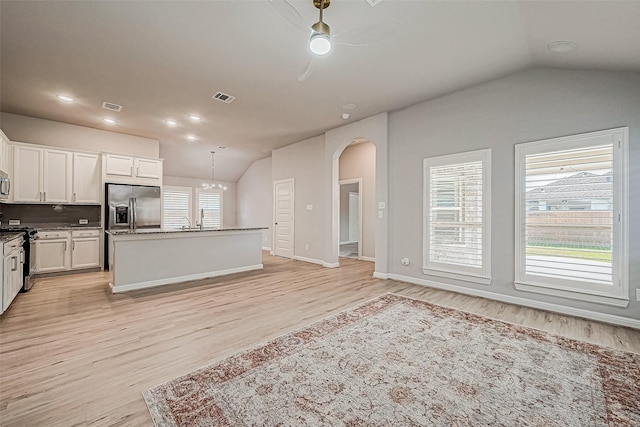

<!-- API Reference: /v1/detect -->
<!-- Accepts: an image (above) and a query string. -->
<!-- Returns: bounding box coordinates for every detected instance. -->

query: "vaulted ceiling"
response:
[1,1,639,181]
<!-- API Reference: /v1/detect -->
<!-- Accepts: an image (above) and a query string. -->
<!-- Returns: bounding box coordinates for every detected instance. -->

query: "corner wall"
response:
[237,157,273,249]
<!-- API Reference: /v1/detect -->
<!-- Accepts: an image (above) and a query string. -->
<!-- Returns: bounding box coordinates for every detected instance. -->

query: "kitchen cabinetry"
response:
[13,145,72,203]
[0,129,10,173]
[72,152,101,204]
[70,229,100,269]
[2,235,25,314]
[35,229,101,274]
[35,231,70,273]
[104,154,162,185]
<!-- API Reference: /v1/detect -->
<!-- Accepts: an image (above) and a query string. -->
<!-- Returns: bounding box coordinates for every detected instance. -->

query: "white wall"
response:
[237,157,272,249]
[339,142,376,259]
[272,135,326,262]
[0,112,159,157]
[163,175,237,227]
[388,68,640,321]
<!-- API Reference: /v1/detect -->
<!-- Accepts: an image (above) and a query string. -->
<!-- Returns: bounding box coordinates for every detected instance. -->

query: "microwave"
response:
[0,170,10,200]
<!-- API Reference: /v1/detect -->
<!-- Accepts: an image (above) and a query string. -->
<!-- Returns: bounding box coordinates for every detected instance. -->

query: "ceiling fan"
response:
[268,0,401,81]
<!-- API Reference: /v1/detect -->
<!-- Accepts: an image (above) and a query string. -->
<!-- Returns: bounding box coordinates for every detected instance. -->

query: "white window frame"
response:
[423,149,492,285]
[162,185,193,230]
[195,187,223,229]
[514,127,629,307]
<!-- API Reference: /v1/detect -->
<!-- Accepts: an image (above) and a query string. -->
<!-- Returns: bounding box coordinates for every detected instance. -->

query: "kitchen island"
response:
[106,227,266,293]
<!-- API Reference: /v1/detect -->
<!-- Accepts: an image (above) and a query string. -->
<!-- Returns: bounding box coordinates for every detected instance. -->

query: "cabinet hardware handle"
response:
[63,241,67,251]
[74,193,76,202]
[73,241,75,250]
[11,256,17,271]
[137,167,140,176]
[130,166,133,176]
[43,191,46,201]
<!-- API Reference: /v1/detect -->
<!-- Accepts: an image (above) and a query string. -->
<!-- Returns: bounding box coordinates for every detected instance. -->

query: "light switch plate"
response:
[378,202,386,209]
[306,204,313,211]
[8,219,20,226]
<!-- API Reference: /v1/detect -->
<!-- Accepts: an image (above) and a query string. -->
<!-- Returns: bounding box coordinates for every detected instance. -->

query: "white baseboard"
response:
[261,246,272,251]
[293,255,324,266]
[386,273,640,330]
[111,264,264,293]
[359,256,375,262]
[323,262,339,268]
[373,271,388,279]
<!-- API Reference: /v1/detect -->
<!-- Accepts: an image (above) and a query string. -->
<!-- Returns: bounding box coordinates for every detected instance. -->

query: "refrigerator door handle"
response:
[132,197,137,230]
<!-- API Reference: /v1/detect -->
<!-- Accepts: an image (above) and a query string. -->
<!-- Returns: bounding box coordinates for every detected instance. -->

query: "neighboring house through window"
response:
[514,127,629,307]
[423,149,491,284]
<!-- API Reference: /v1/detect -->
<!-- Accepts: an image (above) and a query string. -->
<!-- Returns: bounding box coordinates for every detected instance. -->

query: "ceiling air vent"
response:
[366,0,383,6]
[212,92,236,104]
[102,101,123,112]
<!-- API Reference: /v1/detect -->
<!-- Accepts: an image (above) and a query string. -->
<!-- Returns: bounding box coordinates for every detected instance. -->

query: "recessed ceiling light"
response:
[189,115,201,122]
[341,113,350,120]
[547,41,578,54]
[166,119,177,127]
[187,135,196,141]
[342,103,357,110]
[104,118,116,124]
[57,95,74,103]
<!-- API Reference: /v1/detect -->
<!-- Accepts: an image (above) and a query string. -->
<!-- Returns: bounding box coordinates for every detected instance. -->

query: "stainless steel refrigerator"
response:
[106,184,161,231]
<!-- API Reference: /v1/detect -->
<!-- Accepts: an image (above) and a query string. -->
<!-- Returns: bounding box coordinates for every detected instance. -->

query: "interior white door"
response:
[273,179,294,258]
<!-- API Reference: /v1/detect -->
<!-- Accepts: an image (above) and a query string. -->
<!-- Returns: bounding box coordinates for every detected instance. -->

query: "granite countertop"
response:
[36,226,103,231]
[107,227,267,236]
[0,232,24,243]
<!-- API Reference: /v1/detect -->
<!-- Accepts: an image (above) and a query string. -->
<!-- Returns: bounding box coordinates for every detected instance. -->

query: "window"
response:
[515,127,629,307]
[195,188,223,228]
[423,149,491,284]
[163,186,192,230]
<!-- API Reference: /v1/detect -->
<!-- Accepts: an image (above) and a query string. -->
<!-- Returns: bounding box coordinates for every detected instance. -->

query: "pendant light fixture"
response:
[202,151,227,191]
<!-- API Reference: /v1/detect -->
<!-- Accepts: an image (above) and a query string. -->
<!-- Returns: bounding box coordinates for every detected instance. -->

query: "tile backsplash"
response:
[0,203,101,227]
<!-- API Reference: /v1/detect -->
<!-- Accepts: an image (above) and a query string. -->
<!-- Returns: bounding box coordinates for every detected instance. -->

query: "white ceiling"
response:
[1,1,639,182]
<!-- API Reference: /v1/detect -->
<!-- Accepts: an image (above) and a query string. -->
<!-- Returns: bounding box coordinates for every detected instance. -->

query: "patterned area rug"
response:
[143,294,640,426]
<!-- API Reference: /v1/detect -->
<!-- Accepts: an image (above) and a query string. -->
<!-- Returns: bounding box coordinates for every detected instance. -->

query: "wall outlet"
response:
[78,219,89,225]
[305,244,309,250]
[8,219,20,226]
[306,204,313,211]
[378,211,383,219]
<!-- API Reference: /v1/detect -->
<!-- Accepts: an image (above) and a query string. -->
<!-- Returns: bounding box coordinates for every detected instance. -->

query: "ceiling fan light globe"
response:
[310,33,331,55]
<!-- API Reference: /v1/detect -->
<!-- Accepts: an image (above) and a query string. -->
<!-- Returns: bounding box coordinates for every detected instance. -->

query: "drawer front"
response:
[3,237,24,253]
[37,230,71,240]
[71,229,101,238]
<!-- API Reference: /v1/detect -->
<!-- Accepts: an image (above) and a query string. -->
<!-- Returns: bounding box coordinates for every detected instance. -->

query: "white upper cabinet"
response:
[0,129,10,173]
[104,154,134,177]
[72,152,100,204]
[104,153,162,185]
[13,145,44,202]
[14,146,72,203]
[43,149,72,203]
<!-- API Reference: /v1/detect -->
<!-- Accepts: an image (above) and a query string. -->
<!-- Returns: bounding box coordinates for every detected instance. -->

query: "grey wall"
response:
[237,157,273,249]
[0,112,159,157]
[339,141,376,259]
[272,135,325,262]
[163,175,237,227]
[388,68,640,320]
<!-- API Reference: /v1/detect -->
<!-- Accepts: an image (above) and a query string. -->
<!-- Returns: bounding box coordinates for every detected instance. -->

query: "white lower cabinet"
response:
[2,236,25,314]
[35,233,70,273]
[35,229,101,274]
[71,229,100,269]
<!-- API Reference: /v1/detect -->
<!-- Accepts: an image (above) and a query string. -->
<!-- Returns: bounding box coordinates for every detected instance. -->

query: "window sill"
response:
[422,267,491,285]
[514,281,629,308]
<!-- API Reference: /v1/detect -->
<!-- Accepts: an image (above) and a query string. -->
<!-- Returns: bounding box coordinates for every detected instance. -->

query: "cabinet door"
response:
[0,131,9,173]
[73,153,101,204]
[135,158,162,180]
[35,239,70,273]
[13,145,43,202]
[105,154,134,177]
[2,251,21,312]
[71,237,100,269]
[43,149,72,203]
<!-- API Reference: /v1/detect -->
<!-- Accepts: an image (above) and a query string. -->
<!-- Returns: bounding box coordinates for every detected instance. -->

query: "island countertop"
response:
[107,226,267,236]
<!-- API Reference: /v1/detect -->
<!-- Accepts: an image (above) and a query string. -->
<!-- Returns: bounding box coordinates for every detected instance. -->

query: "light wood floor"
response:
[1,253,638,426]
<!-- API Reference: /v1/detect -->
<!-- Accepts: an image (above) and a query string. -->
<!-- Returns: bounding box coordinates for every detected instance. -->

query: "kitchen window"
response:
[514,127,629,307]
[423,149,491,284]
[195,188,223,229]
[162,186,192,230]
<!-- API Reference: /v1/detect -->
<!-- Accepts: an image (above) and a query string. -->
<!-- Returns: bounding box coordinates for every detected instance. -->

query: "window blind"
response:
[163,187,191,230]
[197,190,222,228]
[429,160,484,268]
[524,144,613,285]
